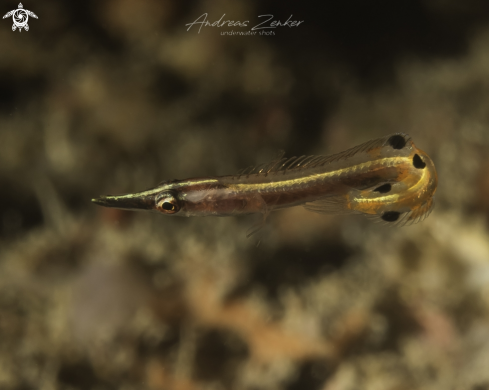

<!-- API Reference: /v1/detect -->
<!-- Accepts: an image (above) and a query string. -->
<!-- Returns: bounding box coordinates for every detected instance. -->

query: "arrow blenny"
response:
[92,133,437,234]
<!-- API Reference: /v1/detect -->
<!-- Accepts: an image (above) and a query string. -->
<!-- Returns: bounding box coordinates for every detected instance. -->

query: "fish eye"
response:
[162,202,175,211]
[388,135,406,150]
[156,195,180,214]
[374,183,392,194]
[412,154,426,169]
[381,211,401,222]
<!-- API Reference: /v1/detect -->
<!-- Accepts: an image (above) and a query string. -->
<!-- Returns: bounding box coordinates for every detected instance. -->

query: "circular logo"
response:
[12,9,28,28]
[3,3,38,32]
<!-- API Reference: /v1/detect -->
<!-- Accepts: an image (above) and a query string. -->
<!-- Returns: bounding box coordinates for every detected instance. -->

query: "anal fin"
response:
[303,195,356,215]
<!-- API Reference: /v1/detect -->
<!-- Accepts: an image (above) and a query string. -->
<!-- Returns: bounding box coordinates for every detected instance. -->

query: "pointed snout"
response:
[91,190,157,211]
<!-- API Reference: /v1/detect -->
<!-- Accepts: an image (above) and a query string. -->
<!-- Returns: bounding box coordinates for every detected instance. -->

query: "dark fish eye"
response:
[388,135,406,150]
[412,154,426,169]
[162,202,175,211]
[381,211,401,222]
[157,194,180,214]
[374,183,392,193]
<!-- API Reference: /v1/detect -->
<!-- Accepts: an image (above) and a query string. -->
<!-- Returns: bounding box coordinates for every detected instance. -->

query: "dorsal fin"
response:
[232,134,409,179]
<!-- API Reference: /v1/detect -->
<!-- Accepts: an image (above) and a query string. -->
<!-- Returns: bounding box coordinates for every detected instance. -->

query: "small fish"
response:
[92,133,437,234]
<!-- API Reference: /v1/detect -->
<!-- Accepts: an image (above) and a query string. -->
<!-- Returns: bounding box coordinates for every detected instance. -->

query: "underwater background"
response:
[2,1,489,389]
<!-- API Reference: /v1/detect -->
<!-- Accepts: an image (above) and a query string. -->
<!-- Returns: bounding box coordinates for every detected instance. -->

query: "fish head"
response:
[91,181,182,216]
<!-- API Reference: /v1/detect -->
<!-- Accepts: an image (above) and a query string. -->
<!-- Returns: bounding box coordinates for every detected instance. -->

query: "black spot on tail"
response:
[374,183,392,193]
[381,211,401,222]
[412,154,426,169]
[388,135,406,149]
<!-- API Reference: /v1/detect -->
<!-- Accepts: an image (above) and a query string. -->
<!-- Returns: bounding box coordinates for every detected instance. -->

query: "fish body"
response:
[92,133,437,228]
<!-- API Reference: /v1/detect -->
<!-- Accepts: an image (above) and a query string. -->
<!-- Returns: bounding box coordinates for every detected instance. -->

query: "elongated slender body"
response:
[92,133,437,228]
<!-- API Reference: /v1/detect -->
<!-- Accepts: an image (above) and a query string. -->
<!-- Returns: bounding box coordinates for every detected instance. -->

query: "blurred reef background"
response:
[2,1,489,389]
